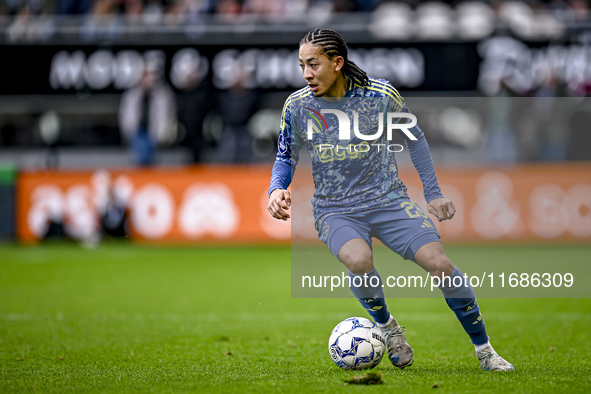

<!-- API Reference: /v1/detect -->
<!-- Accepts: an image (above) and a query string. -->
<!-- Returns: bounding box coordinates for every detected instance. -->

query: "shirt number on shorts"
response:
[401,201,433,229]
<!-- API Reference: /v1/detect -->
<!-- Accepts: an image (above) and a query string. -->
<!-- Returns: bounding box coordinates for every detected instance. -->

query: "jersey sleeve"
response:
[393,98,444,204]
[268,97,303,196]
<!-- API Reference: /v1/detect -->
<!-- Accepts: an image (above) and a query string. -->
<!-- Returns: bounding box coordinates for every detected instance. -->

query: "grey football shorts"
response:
[317,198,440,262]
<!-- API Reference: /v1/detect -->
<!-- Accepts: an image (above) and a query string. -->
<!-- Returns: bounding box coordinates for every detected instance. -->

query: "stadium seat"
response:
[456,1,495,40]
[369,2,413,40]
[416,2,454,40]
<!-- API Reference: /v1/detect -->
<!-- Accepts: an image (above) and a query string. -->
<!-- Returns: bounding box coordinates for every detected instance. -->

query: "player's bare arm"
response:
[268,188,291,221]
[427,197,456,222]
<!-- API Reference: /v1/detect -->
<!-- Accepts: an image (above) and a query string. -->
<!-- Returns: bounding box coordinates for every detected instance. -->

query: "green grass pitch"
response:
[1,243,590,392]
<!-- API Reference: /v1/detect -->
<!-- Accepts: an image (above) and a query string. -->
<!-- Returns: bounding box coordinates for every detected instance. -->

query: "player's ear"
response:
[334,56,344,72]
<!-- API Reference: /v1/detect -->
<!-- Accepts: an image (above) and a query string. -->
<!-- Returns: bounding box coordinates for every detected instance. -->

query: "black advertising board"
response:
[1,37,589,96]
[0,42,479,94]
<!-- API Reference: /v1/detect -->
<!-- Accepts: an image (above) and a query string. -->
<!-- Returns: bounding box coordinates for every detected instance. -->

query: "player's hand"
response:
[427,197,456,222]
[268,189,291,221]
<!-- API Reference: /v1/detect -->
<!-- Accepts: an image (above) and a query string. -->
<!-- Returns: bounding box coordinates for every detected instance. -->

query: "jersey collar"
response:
[316,78,353,110]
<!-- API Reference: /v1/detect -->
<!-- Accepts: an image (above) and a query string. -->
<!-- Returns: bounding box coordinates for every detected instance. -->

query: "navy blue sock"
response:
[348,268,390,324]
[439,267,489,345]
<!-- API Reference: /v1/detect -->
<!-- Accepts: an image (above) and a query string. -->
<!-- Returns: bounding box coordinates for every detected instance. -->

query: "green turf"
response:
[1,243,590,393]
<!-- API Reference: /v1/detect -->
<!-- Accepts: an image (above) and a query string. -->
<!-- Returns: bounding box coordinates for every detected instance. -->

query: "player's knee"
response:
[347,259,374,275]
[424,254,454,278]
[415,242,455,277]
[340,249,373,275]
[338,239,373,274]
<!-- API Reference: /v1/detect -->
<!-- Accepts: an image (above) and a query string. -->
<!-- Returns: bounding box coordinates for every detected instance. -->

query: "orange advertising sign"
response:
[400,164,591,242]
[17,166,290,243]
[15,164,591,243]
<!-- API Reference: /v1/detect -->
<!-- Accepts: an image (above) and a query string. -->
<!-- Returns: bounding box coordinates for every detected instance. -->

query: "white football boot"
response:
[476,345,514,371]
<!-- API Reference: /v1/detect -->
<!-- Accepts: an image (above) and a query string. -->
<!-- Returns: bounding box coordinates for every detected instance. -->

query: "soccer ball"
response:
[328,317,386,370]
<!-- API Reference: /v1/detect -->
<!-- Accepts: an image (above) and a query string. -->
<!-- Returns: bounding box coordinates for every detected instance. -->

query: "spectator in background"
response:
[569,0,589,21]
[122,0,144,22]
[530,68,569,162]
[567,100,591,161]
[351,0,379,12]
[166,0,214,25]
[483,78,519,164]
[173,50,211,163]
[215,0,243,22]
[56,0,94,15]
[243,0,285,19]
[81,0,123,41]
[0,1,8,16]
[143,0,167,24]
[96,171,132,239]
[99,184,130,239]
[216,65,260,163]
[119,58,177,166]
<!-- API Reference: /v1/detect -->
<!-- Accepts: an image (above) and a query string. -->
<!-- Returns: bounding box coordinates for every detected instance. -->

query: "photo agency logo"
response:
[304,108,417,156]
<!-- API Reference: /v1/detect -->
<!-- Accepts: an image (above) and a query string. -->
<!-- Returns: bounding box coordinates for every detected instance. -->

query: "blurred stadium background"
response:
[0,0,590,246]
[1,1,590,391]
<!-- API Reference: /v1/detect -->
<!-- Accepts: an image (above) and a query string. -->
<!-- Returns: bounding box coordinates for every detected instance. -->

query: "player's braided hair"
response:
[300,28,370,87]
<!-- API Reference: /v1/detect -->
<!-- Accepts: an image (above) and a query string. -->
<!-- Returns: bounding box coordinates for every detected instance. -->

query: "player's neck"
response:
[323,76,348,101]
